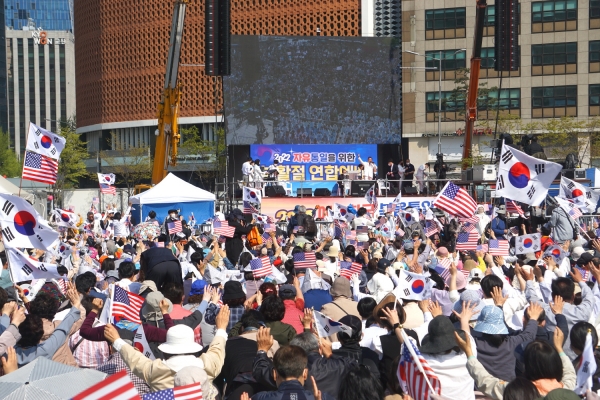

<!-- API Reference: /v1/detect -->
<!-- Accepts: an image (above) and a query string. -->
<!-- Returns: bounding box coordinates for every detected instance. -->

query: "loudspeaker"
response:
[265,185,286,197]
[205,0,231,76]
[495,0,519,71]
[351,181,375,196]
[314,188,332,197]
[562,169,575,179]
[404,187,419,195]
[297,188,312,197]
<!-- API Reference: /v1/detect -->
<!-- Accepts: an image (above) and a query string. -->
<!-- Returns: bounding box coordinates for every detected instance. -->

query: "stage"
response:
[260,196,436,220]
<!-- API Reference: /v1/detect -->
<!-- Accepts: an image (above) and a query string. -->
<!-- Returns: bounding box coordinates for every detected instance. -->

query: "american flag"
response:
[476,243,489,252]
[112,285,145,324]
[346,231,356,240]
[293,252,317,269]
[263,223,276,232]
[356,226,369,235]
[250,257,272,278]
[387,203,397,213]
[339,261,363,279]
[424,220,439,237]
[213,220,235,238]
[458,215,479,224]
[568,206,583,219]
[461,221,477,233]
[488,239,510,256]
[142,382,203,400]
[455,231,479,251]
[334,219,345,238]
[396,228,405,237]
[100,183,116,195]
[436,258,453,280]
[22,151,58,184]
[505,200,525,217]
[433,182,477,218]
[508,226,520,236]
[243,201,260,214]
[72,370,139,400]
[92,197,99,204]
[398,337,442,400]
[167,220,183,235]
[577,267,591,281]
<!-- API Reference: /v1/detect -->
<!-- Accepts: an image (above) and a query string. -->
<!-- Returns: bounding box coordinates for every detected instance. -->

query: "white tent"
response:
[129,173,215,224]
[0,176,34,202]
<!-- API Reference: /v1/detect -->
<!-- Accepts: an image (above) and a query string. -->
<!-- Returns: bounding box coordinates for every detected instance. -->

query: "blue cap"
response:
[473,305,509,335]
[190,280,208,296]
[88,290,108,302]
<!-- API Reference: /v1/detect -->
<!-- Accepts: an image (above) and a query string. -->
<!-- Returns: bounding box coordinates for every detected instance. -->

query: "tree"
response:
[444,68,498,118]
[538,117,586,161]
[100,132,152,197]
[588,117,600,166]
[0,129,21,178]
[54,118,89,207]
[180,125,226,186]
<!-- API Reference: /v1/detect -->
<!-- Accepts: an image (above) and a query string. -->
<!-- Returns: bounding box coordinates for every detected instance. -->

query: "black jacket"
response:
[253,351,356,399]
[224,218,254,264]
[332,343,380,380]
[141,247,183,291]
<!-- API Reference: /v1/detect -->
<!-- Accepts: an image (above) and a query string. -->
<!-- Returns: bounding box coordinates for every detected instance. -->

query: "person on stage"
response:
[415,163,430,195]
[386,159,399,192]
[403,159,415,192]
[267,160,280,181]
[398,160,406,193]
[253,159,264,189]
[358,154,377,180]
[242,157,254,184]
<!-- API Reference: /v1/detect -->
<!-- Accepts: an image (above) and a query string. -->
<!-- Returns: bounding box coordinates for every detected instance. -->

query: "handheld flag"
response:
[496,143,562,206]
[168,221,183,235]
[339,261,363,279]
[26,122,66,160]
[488,239,510,256]
[6,247,61,282]
[433,182,477,218]
[293,252,316,269]
[54,208,78,228]
[243,186,262,205]
[0,194,59,250]
[505,199,525,217]
[142,382,203,400]
[392,270,433,301]
[312,310,353,337]
[250,257,272,278]
[133,325,155,360]
[111,285,145,324]
[544,245,567,265]
[100,183,117,195]
[364,183,378,209]
[398,332,442,400]
[555,197,583,220]
[71,370,139,400]
[575,331,597,395]
[515,233,541,255]
[213,220,235,238]
[559,176,599,212]
[454,231,479,251]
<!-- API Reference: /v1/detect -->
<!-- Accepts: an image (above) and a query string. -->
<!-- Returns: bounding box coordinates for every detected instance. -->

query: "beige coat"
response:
[119,335,226,392]
[320,296,360,322]
[41,303,86,367]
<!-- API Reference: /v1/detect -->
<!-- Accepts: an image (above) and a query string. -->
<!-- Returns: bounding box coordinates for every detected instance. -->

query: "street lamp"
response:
[404,49,466,157]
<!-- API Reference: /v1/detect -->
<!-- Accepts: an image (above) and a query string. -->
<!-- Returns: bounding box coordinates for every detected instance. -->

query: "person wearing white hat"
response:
[322,245,340,278]
[104,305,231,392]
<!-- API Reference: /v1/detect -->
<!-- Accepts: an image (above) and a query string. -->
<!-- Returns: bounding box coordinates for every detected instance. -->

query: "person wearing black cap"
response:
[205,280,247,333]
[366,258,394,303]
[332,315,380,380]
[163,209,181,245]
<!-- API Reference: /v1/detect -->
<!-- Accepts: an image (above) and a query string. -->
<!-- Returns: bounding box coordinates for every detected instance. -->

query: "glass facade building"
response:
[3,0,72,31]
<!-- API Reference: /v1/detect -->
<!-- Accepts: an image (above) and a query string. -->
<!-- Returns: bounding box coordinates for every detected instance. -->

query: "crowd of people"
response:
[225,37,403,145]
[1,195,600,400]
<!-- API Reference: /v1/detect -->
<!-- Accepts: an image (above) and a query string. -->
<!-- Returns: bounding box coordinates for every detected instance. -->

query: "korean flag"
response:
[0,194,59,250]
[26,122,66,160]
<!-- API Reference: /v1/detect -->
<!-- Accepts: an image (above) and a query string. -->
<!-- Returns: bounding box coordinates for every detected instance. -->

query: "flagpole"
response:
[18,122,32,197]
[400,328,436,395]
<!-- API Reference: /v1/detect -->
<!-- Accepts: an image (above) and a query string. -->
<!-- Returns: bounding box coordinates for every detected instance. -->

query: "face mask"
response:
[170,213,176,218]
[135,262,140,270]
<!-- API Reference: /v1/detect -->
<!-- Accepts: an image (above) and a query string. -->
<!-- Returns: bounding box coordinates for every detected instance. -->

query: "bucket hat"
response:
[453,290,485,320]
[473,305,509,335]
[158,325,203,355]
[420,316,466,354]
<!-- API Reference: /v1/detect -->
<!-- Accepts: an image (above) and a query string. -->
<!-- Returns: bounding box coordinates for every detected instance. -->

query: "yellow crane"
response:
[135,0,188,194]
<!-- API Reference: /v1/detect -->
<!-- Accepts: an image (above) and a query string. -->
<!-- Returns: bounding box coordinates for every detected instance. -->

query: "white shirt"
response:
[351,216,375,242]
[358,157,377,180]
[419,342,476,400]
[242,162,254,176]
[116,278,142,294]
[112,206,131,238]
[361,323,388,357]
[215,211,225,221]
[476,212,491,235]
[415,164,428,179]
[366,272,394,303]
[398,165,405,179]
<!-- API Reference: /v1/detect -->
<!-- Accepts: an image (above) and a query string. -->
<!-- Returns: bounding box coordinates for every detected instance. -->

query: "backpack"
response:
[247,225,263,247]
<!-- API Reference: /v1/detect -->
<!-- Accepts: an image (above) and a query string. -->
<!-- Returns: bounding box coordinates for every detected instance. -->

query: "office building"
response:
[3,0,74,156]
[401,0,600,166]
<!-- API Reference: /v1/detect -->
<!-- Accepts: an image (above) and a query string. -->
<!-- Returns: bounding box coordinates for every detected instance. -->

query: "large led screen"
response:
[224,36,402,145]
